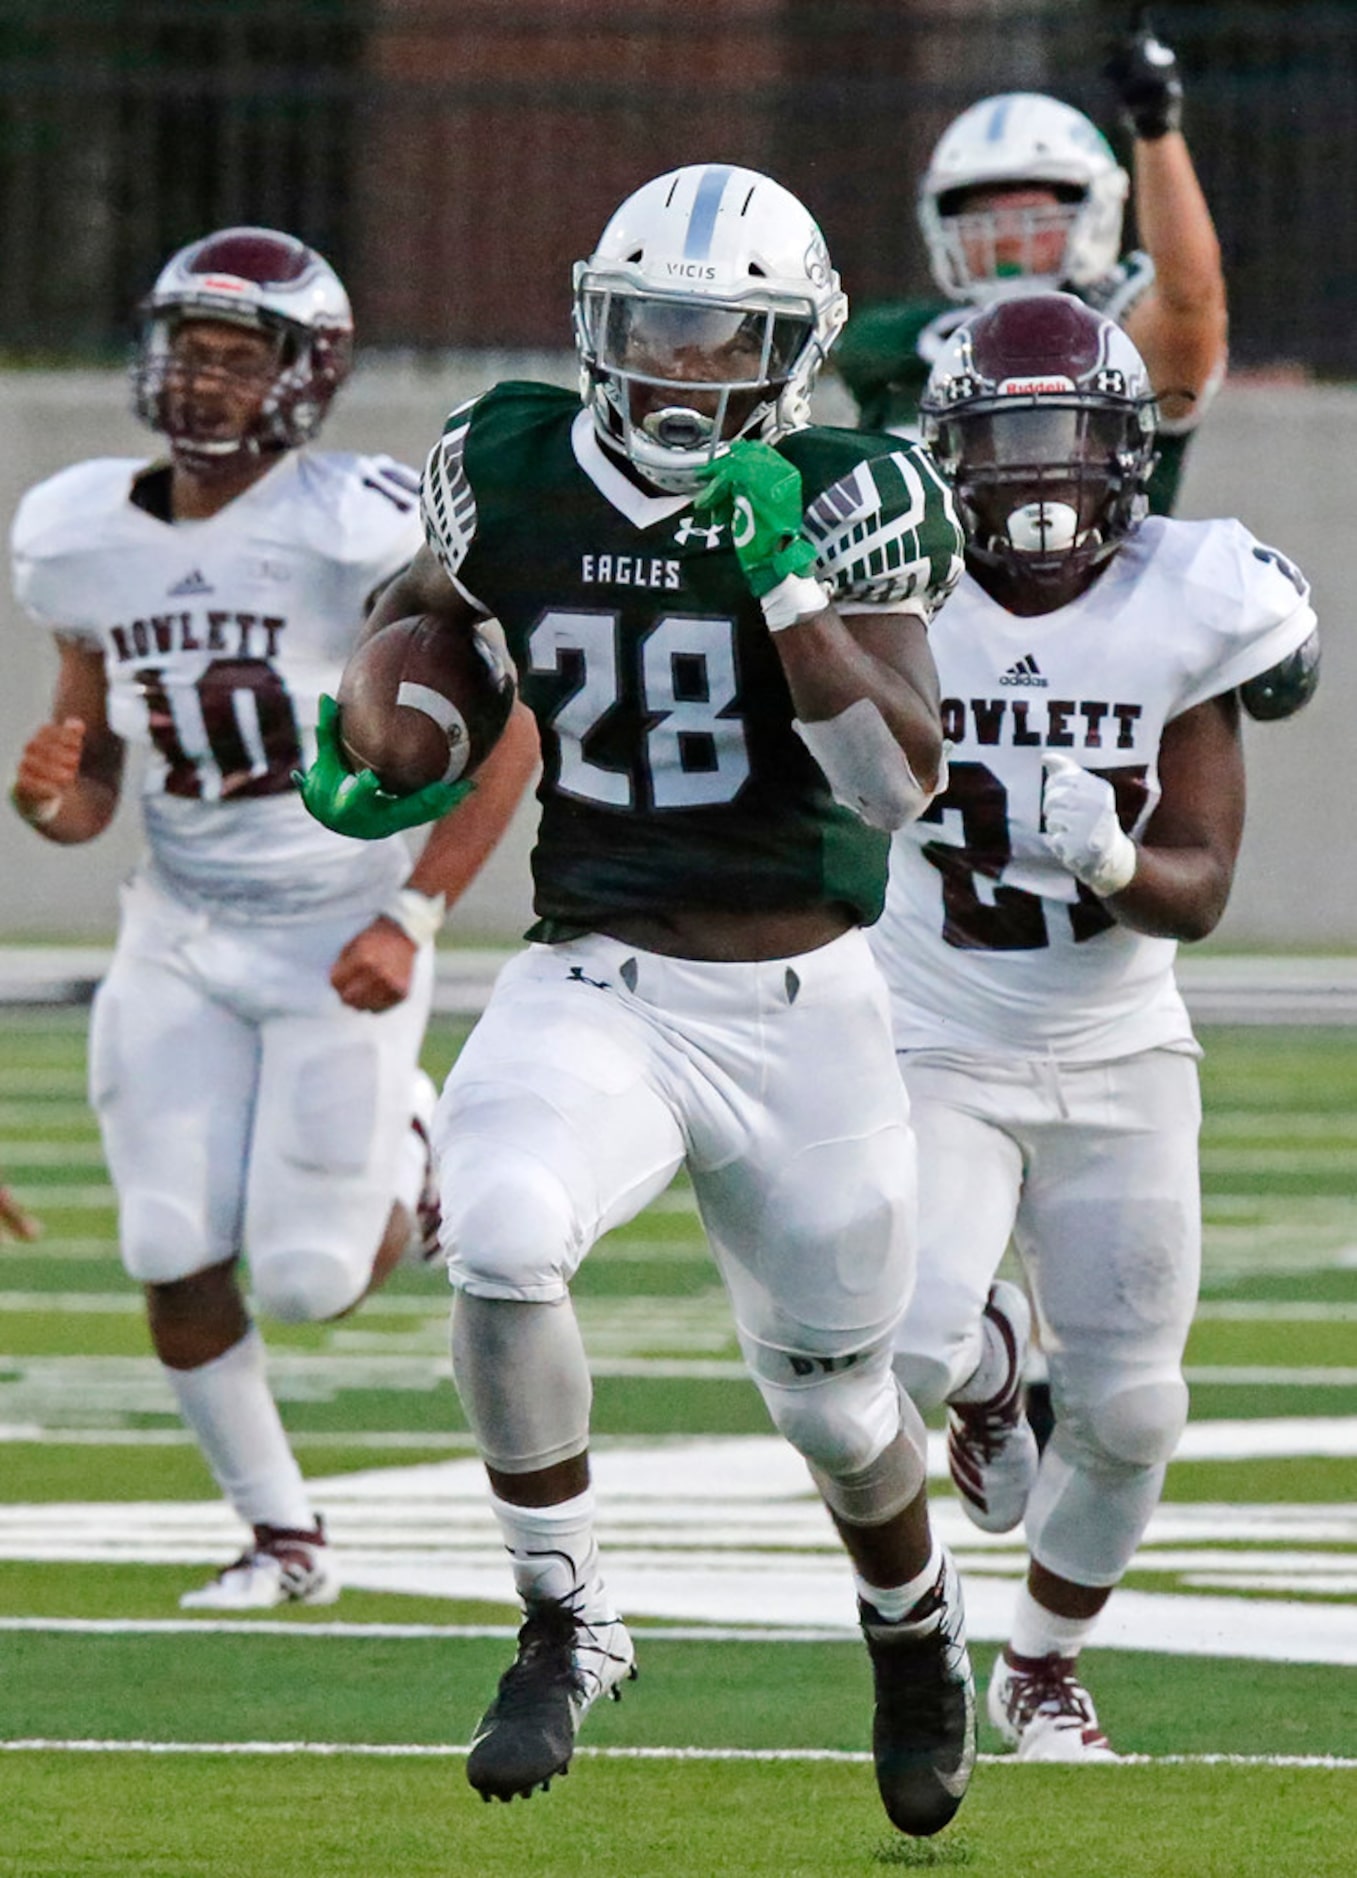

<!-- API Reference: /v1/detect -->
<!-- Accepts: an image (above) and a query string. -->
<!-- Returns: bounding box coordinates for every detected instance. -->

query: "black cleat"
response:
[465,1600,636,1802]
[860,1549,976,1837]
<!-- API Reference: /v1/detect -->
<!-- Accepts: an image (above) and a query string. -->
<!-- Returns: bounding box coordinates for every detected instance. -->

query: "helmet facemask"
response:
[928,187,1088,304]
[927,397,1156,598]
[132,228,353,475]
[575,272,823,493]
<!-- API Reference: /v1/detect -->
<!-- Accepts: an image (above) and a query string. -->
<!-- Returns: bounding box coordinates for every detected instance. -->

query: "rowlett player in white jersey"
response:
[868,293,1317,1759]
[8,228,539,1609]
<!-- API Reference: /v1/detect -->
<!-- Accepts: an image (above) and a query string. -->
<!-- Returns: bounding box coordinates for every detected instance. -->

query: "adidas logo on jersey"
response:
[168,569,214,597]
[999,654,1048,688]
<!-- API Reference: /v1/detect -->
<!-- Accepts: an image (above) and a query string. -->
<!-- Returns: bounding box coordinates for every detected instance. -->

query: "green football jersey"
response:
[421,383,963,940]
[833,253,1189,516]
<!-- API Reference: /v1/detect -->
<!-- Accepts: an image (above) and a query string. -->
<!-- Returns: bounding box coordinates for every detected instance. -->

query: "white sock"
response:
[1009,1584,1099,1661]
[856,1537,943,1624]
[164,1327,315,1532]
[488,1487,615,1623]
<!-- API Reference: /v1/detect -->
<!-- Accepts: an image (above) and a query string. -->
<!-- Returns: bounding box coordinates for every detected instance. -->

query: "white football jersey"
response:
[871,516,1317,1059]
[12,449,425,920]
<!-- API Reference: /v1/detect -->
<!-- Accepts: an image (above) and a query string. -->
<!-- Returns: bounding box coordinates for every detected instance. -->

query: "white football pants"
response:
[894,1045,1201,1587]
[90,869,433,1319]
[434,930,924,1496]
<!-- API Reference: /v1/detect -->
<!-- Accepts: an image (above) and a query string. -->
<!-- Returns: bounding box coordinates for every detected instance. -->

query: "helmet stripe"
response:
[986,97,1013,143]
[683,164,736,261]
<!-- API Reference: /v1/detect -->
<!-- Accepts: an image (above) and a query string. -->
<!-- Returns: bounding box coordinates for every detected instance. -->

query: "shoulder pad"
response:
[1240,628,1320,720]
[11,458,148,560]
[294,450,424,566]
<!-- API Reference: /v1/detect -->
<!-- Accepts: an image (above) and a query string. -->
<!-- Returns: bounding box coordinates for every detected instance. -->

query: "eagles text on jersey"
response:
[421,382,963,939]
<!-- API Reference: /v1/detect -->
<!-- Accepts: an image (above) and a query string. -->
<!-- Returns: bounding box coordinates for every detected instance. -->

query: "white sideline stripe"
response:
[0,1426,479,1450]
[7,1288,1357,1327]
[1,1739,1354,1770]
[8,945,1357,1024]
[0,1618,841,1642]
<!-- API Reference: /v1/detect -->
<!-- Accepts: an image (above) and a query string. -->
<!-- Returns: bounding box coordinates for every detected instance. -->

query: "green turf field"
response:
[1,1006,1355,1878]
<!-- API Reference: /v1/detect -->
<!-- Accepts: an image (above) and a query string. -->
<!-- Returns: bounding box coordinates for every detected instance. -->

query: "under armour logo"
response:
[673,516,725,549]
[566,966,612,991]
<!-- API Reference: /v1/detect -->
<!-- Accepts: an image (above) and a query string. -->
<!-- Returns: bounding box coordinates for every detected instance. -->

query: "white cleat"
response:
[180,1520,340,1611]
[988,1648,1119,1761]
[947,1280,1040,1533]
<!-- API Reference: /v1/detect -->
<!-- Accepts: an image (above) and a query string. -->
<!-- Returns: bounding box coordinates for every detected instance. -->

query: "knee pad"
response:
[744,1332,926,1521]
[1061,1372,1189,1473]
[252,1246,364,1324]
[440,1141,580,1299]
[119,1188,216,1285]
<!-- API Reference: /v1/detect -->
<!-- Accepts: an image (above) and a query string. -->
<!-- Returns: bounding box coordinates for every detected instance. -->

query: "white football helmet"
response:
[133,226,354,469]
[919,94,1129,305]
[573,163,848,492]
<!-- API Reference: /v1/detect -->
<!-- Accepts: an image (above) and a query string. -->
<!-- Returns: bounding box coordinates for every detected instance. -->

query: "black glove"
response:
[1105,8,1183,140]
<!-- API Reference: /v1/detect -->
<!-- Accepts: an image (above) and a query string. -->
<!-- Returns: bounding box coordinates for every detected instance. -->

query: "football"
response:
[335,614,516,796]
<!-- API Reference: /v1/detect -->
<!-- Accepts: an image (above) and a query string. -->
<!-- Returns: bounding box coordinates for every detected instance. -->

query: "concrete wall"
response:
[0,361,1350,946]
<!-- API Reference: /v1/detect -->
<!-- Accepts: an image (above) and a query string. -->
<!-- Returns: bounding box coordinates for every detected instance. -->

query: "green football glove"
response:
[292,694,473,841]
[693,439,819,599]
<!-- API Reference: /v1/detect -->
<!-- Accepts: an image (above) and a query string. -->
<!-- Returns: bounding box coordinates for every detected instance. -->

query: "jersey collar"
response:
[570,410,693,529]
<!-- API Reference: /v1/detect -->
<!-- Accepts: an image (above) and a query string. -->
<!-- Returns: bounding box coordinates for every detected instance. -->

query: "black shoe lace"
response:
[865,1588,962,1735]
[489,1602,584,1717]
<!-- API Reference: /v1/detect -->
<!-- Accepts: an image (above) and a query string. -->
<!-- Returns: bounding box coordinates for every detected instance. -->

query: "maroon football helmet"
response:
[920,292,1157,603]
[133,227,354,471]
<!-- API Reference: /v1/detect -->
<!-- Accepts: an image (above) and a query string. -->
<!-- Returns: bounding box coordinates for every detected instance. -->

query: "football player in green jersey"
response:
[835,13,1227,521]
[302,162,975,1837]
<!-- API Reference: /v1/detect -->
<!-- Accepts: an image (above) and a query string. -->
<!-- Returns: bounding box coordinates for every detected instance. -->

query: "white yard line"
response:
[1,1438,1355,1661]
[0,1737,1353,1769]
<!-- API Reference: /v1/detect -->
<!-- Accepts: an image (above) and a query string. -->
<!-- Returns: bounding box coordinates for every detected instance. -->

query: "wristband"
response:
[9,783,62,828]
[761,573,830,632]
[1085,829,1138,898]
[380,887,447,947]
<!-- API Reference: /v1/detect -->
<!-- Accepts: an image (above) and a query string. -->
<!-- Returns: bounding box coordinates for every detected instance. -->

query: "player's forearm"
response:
[774,606,945,823]
[362,546,463,643]
[1104,842,1235,943]
[10,773,120,845]
[1131,134,1226,318]
[403,702,539,907]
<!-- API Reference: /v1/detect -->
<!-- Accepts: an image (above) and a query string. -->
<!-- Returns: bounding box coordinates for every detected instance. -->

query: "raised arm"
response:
[1107,14,1228,427]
